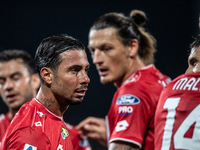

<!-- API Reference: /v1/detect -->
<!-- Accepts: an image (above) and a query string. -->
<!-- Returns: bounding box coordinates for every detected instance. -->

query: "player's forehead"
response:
[59,50,89,67]
[88,28,119,48]
[0,59,29,77]
[188,47,200,60]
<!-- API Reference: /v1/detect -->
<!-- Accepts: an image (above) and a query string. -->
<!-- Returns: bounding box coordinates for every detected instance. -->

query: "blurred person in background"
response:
[0,49,40,144]
[77,10,171,150]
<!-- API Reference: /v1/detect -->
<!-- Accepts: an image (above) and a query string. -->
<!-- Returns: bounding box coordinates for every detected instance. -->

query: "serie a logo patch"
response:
[23,143,37,150]
[61,127,69,140]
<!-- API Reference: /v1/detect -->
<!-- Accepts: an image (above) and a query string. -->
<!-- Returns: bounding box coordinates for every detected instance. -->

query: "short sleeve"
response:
[107,83,152,147]
[6,127,51,150]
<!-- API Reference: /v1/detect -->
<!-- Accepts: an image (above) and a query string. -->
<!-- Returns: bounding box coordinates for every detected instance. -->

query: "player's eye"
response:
[85,67,90,74]
[89,48,95,55]
[12,74,20,81]
[0,78,5,85]
[191,60,197,67]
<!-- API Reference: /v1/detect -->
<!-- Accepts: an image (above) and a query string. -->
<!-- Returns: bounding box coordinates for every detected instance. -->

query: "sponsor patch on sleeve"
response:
[79,138,90,147]
[116,94,140,105]
[24,143,37,150]
[118,106,133,115]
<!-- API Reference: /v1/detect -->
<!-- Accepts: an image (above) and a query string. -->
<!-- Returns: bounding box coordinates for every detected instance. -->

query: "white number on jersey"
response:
[161,98,180,150]
[174,104,200,149]
[161,97,200,150]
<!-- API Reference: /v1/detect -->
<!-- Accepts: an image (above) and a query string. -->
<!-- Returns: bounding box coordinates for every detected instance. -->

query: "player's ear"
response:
[31,73,41,97]
[128,39,139,57]
[31,73,40,89]
[40,67,53,85]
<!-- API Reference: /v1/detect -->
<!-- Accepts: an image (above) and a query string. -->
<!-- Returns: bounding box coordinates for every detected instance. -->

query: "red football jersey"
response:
[155,72,200,150]
[1,98,74,150]
[106,64,171,149]
[65,123,91,150]
[0,112,11,144]
[0,110,91,150]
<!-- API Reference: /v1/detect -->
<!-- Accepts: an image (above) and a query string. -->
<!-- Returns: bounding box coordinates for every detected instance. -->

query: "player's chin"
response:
[69,97,84,105]
[10,101,24,110]
[100,76,113,85]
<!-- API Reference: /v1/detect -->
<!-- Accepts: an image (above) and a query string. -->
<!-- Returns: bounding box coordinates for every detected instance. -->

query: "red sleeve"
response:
[107,82,154,148]
[6,127,51,150]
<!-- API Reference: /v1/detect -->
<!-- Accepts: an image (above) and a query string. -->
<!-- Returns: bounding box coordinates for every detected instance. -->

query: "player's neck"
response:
[114,57,145,88]
[36,86,68,116]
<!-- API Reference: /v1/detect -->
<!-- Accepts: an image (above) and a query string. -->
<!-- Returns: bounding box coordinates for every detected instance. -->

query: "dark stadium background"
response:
[0,0,199,149]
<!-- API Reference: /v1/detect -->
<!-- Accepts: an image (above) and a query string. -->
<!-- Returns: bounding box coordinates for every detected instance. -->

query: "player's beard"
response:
[67,97,83,105]
[67,84,87,105]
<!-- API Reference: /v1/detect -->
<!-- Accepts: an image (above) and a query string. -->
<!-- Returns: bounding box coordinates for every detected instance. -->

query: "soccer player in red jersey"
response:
[0,35,91,150]
[0,50,91,150]
[76,10,171,150]
[0,50,40,144]
[154,35,200,150]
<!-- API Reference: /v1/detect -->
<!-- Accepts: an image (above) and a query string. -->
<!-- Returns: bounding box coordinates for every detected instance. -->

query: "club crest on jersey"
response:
[61,127,69,140]
[23,143,37,150]
[116,94,140,105]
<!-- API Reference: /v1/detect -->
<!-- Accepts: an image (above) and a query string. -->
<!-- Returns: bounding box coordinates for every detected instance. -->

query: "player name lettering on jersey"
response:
[172,77,200,91]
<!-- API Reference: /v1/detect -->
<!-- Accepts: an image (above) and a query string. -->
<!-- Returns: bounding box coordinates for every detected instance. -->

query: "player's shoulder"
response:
[0,113,7,122]
[0,111,11,120]
[3,126,51,150]
[4,106,50,145]
[164,72,200,92]
[123,65,170,89]
[9,104,42,131]
[9,126,47,138]
[120,74,163,92]
[142,66,171,85]
[0,113,11,129]
[172,72,200,82]
[116,67,170,102]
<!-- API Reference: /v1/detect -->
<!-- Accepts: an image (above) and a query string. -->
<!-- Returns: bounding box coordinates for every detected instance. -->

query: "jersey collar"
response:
[31,98,64,121]
[122,64,155,86]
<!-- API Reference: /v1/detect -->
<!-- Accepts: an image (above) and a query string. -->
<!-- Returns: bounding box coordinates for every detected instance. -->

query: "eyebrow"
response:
[188,57,197,63]
[88,43,111,49]
[0,72,22,79]
[69,64,90,69]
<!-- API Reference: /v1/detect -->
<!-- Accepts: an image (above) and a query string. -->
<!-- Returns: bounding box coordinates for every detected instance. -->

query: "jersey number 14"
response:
[161,97,200,150]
